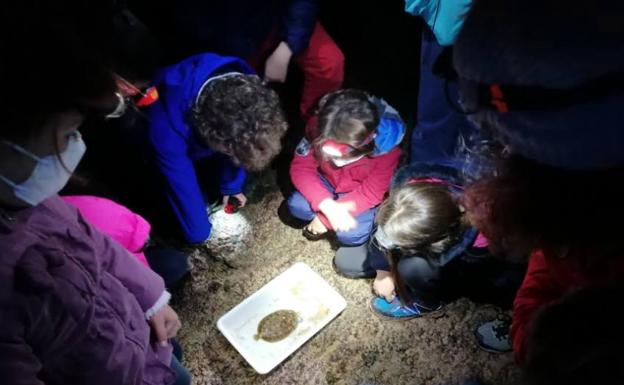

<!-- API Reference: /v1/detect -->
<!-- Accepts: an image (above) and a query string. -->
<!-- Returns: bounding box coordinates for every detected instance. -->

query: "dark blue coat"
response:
[146,53,253,244]
[171,0,319,58]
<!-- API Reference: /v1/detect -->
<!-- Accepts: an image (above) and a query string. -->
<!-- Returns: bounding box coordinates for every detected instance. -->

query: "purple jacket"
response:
[0,196,175,385]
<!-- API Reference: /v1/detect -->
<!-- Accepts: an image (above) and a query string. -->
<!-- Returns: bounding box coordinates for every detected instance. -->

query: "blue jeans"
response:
[411,30,479,170]
[287,178,377,246]
[170,355,192,385]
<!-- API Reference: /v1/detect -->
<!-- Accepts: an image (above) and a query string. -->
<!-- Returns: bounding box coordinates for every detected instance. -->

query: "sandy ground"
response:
[173,172,520,385]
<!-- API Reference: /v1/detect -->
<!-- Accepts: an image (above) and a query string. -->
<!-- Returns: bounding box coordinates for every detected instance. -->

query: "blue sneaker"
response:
[369,296,438,320]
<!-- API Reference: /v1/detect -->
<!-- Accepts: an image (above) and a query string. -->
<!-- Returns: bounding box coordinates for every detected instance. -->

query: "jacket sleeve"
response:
[148,101,212,244]
[281,0,319,55]
[84,214,166,313]
[290,139,334,210]
[218,156,247,195]
[336,148,401,217]
[510,250,564,363]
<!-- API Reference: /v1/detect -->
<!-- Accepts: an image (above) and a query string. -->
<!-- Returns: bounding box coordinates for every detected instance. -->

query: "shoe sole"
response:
[302,227,328,241]
[366,299,446,322]
[473,330,512,354]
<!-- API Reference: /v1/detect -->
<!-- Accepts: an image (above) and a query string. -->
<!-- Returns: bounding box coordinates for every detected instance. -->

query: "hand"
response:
[306,216,328,235]
[149,305,181,347]
[373,270,396,302]
[223,193,247,208]
[264,41,293,83]
[318,199,357,232]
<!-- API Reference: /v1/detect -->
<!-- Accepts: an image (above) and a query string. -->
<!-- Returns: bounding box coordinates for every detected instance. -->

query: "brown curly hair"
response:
[191,74,288,171]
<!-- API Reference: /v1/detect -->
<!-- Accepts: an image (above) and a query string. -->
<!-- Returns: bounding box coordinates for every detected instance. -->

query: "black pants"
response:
[144,248,189,289]
[336,240,525,309]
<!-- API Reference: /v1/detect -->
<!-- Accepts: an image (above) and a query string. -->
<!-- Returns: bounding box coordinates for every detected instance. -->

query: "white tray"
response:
[217,262,347,374]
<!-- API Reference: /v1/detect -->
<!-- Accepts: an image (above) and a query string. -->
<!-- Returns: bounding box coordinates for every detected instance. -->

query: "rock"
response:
[203,209,252,265]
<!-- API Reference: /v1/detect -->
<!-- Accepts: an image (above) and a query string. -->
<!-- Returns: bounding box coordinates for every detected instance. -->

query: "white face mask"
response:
[331,155,364,168]
[0,132,86,206]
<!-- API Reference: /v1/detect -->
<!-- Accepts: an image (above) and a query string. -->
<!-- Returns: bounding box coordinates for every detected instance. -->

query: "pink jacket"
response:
[62,196,150,267]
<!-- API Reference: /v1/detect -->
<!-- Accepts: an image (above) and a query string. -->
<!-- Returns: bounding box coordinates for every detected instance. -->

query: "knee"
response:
[318,46,344,84]
[397,257,440,288]
[303,42,345,83]
[287,192,314,220]
[336,226,372,246]
[324,44,345,79]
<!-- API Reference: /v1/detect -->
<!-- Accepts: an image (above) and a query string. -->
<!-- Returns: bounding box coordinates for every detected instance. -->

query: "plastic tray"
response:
[217,262,347,374]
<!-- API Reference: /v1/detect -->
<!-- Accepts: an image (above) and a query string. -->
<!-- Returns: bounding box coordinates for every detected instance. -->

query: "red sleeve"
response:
[336,148,401,217]
[290,139,334,211]
[511,250,564,363]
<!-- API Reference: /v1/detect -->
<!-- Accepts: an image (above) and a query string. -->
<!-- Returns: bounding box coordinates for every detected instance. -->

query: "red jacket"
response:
[511,249,624,363]
[290,97,404,229]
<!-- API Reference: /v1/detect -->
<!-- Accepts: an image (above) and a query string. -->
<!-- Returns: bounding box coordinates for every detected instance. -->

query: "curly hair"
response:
[191,74,288,171]
[312,89,379,160]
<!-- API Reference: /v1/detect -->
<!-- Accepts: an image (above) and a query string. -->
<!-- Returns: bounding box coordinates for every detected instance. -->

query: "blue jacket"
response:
[369,162,482,271]
[146,53,254,244]
[171,0,318,58]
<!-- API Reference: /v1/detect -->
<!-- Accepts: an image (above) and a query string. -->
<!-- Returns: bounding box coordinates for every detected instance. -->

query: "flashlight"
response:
[224,196,242,214]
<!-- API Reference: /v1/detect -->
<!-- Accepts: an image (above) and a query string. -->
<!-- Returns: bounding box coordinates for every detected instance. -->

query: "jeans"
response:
[287,177,377,246]
[411,30,479,170]
[170,355,192,385]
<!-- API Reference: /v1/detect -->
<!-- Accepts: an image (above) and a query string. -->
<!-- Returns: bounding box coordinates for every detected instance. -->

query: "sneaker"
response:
[369,296,439,320]
[474,316,512,353]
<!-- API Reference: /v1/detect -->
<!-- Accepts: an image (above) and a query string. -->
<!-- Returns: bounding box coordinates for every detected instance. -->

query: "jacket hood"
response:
[371,97,406,156]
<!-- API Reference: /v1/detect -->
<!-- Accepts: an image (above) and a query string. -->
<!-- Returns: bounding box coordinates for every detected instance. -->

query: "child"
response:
[146,53,288,244]
[452,0,624,358]
[334,162,494,319]
[288,89,405,249]
[62,195,189,288]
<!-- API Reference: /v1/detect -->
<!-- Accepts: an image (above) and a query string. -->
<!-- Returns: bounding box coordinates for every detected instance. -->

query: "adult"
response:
[451,0,624,358]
